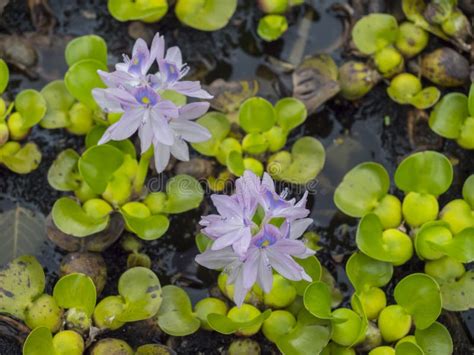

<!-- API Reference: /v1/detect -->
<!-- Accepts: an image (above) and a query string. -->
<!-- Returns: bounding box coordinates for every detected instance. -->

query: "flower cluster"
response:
[195,170,315,306]
[93,33,212,172]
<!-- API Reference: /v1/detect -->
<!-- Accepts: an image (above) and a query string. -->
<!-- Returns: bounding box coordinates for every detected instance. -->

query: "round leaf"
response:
[440,270,474,311]
[23,327,54,355]
[257,15,288,42]
[108,0,168,22]
[334,162,390,217]
[276,323,331,355]
[163,174,204,214]
[65,35,108,67]
[64,59,107,109]
[394,151,453,196]
[207,309,271,335]
[429,92,469,139]
[462,174,474,209]
[0,142,42,174]
[239,97,276,133]
[78,145,125,194]
[40,80,75,129]
[346,252,393,293]
[275,97,307,132]
[394,273,441,329]
[0,59,9,94]
[53,273,97,316]
[47,149,81,191]
[415,322,453,355]
[191,112,231,156]
[468,83,474,117]
[0,255,45,319]
[156,285,200,336]
[291,256,322,295]
[15,89,47,128]
[303,282,333,319]
[175,0,237,31]
[352,14,399,54]
[52,197,109,237]
[121,212,169,241]
[409,87,441,109]
[118,267,162,322]
[395,342,424,355]
[85,126,137,158]
[226,150,245,177]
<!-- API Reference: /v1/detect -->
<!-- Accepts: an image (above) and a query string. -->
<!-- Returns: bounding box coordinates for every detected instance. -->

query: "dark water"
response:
[0,0,473,353]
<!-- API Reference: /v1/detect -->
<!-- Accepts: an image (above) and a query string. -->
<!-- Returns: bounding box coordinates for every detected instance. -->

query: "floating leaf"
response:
[47,149,81,191]
[415,322,453,355]
[346,252,393,293]
[275,98,307,132]
[334,162,390,217]
[40,80,75,129]
[276,321,331,355]
[52,197,109,237]
[291,256,322,295]
[468,83,474,117]
[118,267,162,322]
[65,35,108,67]
[410,87,441,110]
[0,58,9,94]
[429,92,469,139]
[23,327,55,355]
[227,150,245,176]
[108,0,168,22]
[394,273,441,329]
[440,270,474,311]
[394,151,453,196]
[53,273,97,316]
[0,255,45,319]
[267,136,325,184]
[239,97,276,133]
[207,309,271,335]
[257,15,288,42]
[303,282,333,320]
[463,175,474,209]
[156,285,200,336]
[121,212,169,241]
[195,232,213,253]
[162,174,204,214]
[352,14,398,54]
[79,145,125,194]
[191,112,231,156]
[175,0,237,31]
[396,342,424,355]
[0,205,47,266]
[0,142,42,174]
[65,59,107,109]
[15,89,47,128]
[401,0,448,40]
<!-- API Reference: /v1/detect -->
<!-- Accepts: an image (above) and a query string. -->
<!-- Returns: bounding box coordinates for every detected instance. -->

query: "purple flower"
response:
[93,85,211,172]
[195,170,314,306]
[93,32,213,172]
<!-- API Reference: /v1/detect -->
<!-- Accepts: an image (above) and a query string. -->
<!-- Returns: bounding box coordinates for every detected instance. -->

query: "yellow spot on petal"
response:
[262,240,270,247]
[141,96,150,104]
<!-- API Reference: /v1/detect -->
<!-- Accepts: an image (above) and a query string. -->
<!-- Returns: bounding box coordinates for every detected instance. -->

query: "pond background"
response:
[0,0,472,353]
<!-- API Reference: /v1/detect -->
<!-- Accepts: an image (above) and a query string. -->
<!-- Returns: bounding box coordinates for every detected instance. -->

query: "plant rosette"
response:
[387,73,440,109]
[23,327,85,355]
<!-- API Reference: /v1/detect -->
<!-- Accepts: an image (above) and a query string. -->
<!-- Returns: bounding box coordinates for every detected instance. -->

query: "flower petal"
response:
[242,249,259,289]
[172,80,213,99]
[211,227,248,252]
[98,108,142,144]
[150,33,165,64]
[266,248,308,281]
[153,141,171,173]
[170,138,190,161]
[289,218,313,239]
[211,195,242,218]
[257,249,273,293]
[195,247,239,270]
[150,111,174,146]
[138,112,153,154]
[170,120,211,143]
[165,46,183,66]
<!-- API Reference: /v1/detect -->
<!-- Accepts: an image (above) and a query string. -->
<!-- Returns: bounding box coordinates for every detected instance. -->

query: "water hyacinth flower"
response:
[93,32,212,172]
[195,170,315,306]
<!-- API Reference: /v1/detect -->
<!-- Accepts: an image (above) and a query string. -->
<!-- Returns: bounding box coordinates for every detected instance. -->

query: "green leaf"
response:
[156,285,200,336]
[409,87,441,110]
[394,151,453,196]
[415,322,453,355]
[401,0,449,40]
[0,59,9,94]
[440,270,474,311]
[395,342,424,355]
[468,83,474,117]
[226,150,245,176]
[47,149,81,191]
[0,142,42,174]
[0,205,47,266]
[191,112,231,156]
[108,0,168,22]
[207,309,271,335]
[303,282,333,319]
[163,174,204,214]
[118,267,162,322]
[242,133,269,154]
[121,212,169,241]
[429,92,469,139]
[346,252,393,293]
[352,14,399,54]
[334,162,390,217]
[175,0,237,31]
[267,136,325,184]
[394,273,441,329]
[356,213,413,265]
[53,273,97,316]
[85,126,137,158]
[429,227,474,263]
[195,232,213,253]
[15,89,47,128]
[79,144,125,194]
[291,256,322,295]
[40,80,75,129]
[239,97,276,133]
[52,197,109,237]
[65,59,107,109]
[462,174,474,209]
[257,15,288,42]
[276,323,331,355]
[275,98,307,132]
[65,35,108,67]
[23,327,55,355]
[0,255,45,319]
